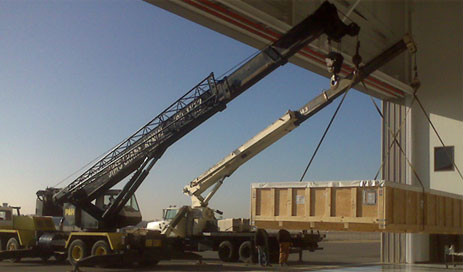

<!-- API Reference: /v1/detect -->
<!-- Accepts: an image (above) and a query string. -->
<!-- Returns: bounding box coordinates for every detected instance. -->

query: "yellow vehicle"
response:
[0,191,144,265]
[0,204,59,262]
[35,188,144,266]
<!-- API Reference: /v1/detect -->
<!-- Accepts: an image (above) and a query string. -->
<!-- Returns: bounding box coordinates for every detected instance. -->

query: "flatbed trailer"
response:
[185,229,323,263]
[71,228,322,269]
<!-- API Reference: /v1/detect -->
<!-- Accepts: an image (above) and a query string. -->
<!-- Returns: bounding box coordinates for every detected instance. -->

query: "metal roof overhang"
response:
[145,0,414,101]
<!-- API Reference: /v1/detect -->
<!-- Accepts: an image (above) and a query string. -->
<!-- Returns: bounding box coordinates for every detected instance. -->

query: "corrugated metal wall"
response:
[381,102,409,263]
[380,0,414,263]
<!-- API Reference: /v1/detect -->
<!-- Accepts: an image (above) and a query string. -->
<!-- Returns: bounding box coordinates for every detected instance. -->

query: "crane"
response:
[160,34,417,238]
[184,34,416,208]
[36,1,359,231]
[0,2,362,267]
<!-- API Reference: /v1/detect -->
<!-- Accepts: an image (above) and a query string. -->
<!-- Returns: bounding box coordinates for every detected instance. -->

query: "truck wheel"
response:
[238,241,255,263]
[91,240,112,256]
[68,239,88,266]
[91,240,112,268]
[218,241,238,262]
[6,237,21,263]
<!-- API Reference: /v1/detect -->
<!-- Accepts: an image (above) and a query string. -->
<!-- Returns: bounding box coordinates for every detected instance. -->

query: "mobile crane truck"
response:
[146,34,417,264]
[0,1,363,267]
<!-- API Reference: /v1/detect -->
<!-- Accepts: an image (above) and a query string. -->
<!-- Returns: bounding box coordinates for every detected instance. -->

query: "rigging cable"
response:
[52,143,125,188]
[299,37,363,181]
[53,41,272,188]
[364,81,425,189]
[363,77,427,232]
[299,86,351,181]
[299,37,362,181]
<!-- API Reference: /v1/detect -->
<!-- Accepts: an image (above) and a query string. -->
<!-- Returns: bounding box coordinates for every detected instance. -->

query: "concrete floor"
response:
[0,241,459,271]
[317,265,459,271]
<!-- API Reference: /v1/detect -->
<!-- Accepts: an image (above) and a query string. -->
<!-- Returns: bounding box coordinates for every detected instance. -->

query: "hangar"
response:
[146,0,463,263]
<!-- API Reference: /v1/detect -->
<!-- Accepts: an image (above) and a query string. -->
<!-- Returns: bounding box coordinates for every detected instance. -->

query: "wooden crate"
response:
[218,218,251,232]
[250,181,463,234]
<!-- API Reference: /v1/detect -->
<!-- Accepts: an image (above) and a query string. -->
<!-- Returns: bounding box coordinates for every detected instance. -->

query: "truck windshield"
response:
[124,196,140,212]
[0,210,12,221]
[164,209,178,220]
[103,194,139,212]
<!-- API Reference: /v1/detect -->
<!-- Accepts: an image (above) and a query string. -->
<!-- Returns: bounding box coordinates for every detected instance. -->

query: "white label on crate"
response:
[296,195,305,204]
[363,190,377,205]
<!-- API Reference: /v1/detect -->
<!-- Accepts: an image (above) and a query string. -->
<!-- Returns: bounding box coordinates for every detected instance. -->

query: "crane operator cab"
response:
[146,207,179,232]
[63,190,142,230]
[36,188,141,231]
[0,204,18,229]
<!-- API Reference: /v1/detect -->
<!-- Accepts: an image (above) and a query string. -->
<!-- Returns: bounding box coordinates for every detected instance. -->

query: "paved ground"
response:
[0,241,459,271]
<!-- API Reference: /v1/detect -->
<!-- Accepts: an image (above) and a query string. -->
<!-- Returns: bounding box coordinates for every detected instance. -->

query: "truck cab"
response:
[0,204,19,229]
[147,207,178,232]
[147,206,217,237]
[0,204,57,261]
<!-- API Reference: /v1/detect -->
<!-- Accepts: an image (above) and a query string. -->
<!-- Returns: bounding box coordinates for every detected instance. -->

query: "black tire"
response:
[68,239,88,266]
[91,240,112,256]
[91,240,112,268]
[6,237,21,263]
[218,240,238,262]
[238,241,255,263]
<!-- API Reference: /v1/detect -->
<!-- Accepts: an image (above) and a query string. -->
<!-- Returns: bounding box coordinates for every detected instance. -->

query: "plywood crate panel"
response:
[251,181,463,234]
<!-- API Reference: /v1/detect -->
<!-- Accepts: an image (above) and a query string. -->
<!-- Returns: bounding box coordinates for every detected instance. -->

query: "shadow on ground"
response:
[1,259,382,272]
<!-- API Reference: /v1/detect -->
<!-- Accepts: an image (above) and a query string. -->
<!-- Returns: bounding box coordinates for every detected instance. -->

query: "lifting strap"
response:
[364,80,426,231]
[300,38,362,181]
[365,81,425,189]
[299,84,351,181]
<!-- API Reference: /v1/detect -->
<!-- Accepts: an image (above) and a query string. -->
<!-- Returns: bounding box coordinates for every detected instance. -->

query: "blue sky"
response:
[0,1,381,219]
